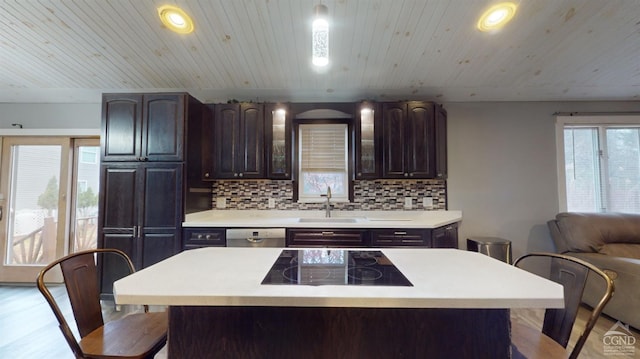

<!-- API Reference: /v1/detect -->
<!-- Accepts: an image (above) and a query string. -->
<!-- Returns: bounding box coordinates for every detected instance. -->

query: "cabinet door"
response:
[265,103,291,179]
[370,229,431,247]
[355,102,379,179]
[140,163,183,267]
[142,94,185,161]
[101,94,142,161]
[432,223,458,248]
[381,102,407,178]
[238,103,264,178]
[98,163,140,294]
[435,104,447,179]
[406,102,435,178]
[214,104,240,178]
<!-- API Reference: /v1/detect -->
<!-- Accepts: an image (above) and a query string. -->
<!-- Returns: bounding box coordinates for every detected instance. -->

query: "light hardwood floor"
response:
[1,284,638,358]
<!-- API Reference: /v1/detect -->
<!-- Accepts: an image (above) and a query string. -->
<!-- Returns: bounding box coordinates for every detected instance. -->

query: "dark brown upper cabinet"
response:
[265,103,292,179]
[381,101,442,179]
[355,101,380,179]
[101,93,189,162]
[213,103,265,179]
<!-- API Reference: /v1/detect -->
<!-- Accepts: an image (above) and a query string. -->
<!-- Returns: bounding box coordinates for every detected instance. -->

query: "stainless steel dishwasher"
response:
[225,228,286,247]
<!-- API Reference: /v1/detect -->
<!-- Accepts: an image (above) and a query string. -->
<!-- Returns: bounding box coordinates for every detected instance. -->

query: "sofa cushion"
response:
[598,243,640,260]
[555,212,640,253]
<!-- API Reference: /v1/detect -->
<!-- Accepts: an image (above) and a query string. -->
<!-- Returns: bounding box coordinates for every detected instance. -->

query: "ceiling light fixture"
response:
[312,4,329,67]
[158,5,194,34]
[477,2,517,32]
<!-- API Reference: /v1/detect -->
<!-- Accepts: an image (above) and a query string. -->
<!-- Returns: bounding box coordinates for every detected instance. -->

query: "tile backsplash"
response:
[211,179,446,210]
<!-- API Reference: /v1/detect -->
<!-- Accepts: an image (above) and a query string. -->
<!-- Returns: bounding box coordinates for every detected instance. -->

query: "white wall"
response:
[445,101,640,259]
[0,103,101,130]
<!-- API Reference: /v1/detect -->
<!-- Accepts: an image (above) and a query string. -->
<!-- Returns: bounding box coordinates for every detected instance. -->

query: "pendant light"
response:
[312,4,329,67]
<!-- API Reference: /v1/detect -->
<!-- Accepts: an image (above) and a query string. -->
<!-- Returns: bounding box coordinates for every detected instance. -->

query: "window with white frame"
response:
[298,123,349,202]
[557,115,640,213]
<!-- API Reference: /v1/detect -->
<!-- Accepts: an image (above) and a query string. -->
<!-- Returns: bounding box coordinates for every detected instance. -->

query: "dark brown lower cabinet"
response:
[370,229,431,247]
[286,224,459,248]
[182,228,226,249]
[286,229,369,247]
[98,162,183,297]
[431,222,459,248]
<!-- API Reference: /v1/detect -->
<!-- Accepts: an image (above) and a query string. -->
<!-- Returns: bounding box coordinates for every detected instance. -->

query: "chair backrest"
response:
[513,252,614,359]
[36,248,136,358]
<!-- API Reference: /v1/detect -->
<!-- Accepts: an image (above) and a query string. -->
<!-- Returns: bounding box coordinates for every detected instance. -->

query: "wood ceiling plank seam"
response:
[178,0,229,90]
[387,0,429,89]
[0,0,87,88]
[402,1,453,96]
[0,2,66,87]
[355,0,388,91]
[192,0,240,89]
[132,0,207,89]
[368,0,412,90]
[219,1,258,94]
[205,0,257,94]
[242,0,283,90]
[263,0,300,90]
[323,0,350,97]
[120,0,187,88]
[222,0,273,95]
[390,0,446,94]
[500,1,612,89]
[37,0,129,89]
[345,0,377,91]
[103,0,183,88]
[288,0,313,90]
[548,3,640,87]
[62,0,164,89]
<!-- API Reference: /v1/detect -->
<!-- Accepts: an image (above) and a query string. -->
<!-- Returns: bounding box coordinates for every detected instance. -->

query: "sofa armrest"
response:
[547,219,570,253]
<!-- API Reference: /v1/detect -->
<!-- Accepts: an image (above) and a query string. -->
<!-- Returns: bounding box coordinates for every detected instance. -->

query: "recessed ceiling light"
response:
[158,5,194,34]
[477,2,517,32]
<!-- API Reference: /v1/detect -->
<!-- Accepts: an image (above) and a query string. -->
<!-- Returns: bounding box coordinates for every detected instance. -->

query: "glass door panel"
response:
[0,137,70,282]
[72,140,100,252]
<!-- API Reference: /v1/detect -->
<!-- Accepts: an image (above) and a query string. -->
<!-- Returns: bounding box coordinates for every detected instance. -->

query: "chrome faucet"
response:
[321,186,332,217]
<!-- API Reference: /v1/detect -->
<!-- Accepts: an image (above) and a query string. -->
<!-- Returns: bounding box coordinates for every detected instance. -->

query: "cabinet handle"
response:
[404,173,408,177]
[204,172,210,178]
[132,226,137,238]
[410,173,414,177]
[239,173,244,177]
[321,231,334,236]
[394,231,407,235]
[234,173,238,177]
[358,172,362,176]
[445,226,453,230]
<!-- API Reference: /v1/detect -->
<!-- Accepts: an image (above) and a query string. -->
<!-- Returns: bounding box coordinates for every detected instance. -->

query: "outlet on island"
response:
[268,198,276,209]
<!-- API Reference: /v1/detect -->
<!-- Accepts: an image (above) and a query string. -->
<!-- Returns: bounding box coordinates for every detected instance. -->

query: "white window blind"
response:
[300,124,346,171]
[298,123,348,201]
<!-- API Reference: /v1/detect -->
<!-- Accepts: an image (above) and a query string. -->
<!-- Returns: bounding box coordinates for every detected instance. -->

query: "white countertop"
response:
[113,247,563,309]
[183,209,462,228]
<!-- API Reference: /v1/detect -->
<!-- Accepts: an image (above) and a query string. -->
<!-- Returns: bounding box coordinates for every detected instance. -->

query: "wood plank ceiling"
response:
[0,0,639,103]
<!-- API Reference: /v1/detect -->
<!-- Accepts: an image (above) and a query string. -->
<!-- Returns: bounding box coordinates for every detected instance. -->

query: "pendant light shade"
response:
[312,4,329,67]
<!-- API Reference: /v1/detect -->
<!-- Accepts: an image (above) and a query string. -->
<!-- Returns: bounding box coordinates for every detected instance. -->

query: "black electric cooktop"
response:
[261,250,413,286]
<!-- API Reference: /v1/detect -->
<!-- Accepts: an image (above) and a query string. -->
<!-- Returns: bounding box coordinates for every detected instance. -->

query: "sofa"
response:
[548,212,640,330]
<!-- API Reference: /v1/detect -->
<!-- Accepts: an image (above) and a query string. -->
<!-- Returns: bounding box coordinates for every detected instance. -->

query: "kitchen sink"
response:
[298,218,360,223]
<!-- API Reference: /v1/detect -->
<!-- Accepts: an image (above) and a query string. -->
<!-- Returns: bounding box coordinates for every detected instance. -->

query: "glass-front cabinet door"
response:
[265,103,291,179]
[355,102,379,179]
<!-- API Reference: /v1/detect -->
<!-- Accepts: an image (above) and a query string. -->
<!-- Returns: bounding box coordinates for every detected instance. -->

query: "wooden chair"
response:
[36,248,167,359]
[511,252,615,359]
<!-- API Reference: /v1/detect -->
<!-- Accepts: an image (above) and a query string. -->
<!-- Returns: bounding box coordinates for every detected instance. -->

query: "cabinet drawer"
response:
[183,228,226,249]
[287,229,369,247]
[370,229,431,247]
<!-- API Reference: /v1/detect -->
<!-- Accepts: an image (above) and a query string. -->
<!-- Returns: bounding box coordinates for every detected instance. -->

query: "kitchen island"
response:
[114,247,563,358]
